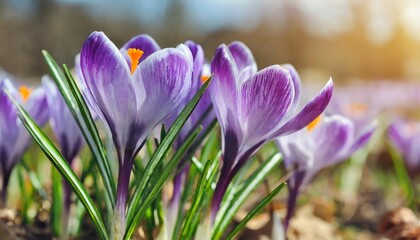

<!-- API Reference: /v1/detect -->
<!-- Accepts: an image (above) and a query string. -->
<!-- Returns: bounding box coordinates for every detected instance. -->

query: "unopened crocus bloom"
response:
[43,76,84,213]
[388,119,420,174]
[79,31,193,235]
[209,42,334,219]
[276,114,376,229]
[0,78,48,205]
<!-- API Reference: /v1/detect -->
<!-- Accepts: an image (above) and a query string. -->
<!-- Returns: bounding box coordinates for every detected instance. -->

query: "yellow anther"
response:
[127,48,144,75]
[307,115,322,131]
[19,86,32,102]
[201,75,210,83]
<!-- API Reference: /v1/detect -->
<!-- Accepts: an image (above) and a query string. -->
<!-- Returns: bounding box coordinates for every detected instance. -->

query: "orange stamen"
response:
[19,86,32,102]
[307,115,322,131]
[127,48,144,75]
[201,75,210,83]
[348,103,367,116]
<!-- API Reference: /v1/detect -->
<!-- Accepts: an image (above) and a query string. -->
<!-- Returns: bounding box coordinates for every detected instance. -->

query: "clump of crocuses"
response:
[3,29,391,240]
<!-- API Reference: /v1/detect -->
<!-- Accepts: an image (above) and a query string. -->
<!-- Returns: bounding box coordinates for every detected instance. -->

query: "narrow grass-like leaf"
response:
[171,165,198,240]
[69,200,86,236]
[8,93,109,240]
[171,131,218,240]
[125,78,211,225]
[17,165,30,224]
[185,153,220,239]
[212,153,283,240]
[42,50,115,207]
[191,118,217,148]
[63,64,116,205]
[198,127,218,165]
[389,144,414,206]
[21,161,48,200]
[177,119,217,173]
[180,155,219,239]
[69,159,95,236]
[190,157,204,173]
[226,182,286,239]
[51,167,63,236]
[160,124,167,142]
[124,126,203,239]
[143,207,155,240]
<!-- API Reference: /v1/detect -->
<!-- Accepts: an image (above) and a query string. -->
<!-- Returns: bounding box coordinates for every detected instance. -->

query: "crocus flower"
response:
[276,114,376,229]
[75,34,161,120]
[42,76,85,214]
[0,78,48,205]
[79,31,193,235]
[209,42,334,219]
[388,119,420,174]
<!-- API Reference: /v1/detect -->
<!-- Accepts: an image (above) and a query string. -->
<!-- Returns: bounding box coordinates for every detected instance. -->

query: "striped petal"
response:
[134,47,193,134]
[240,65,294,146]
[80,31,137,160]
[210,44,243,158]
[270,79,333,139]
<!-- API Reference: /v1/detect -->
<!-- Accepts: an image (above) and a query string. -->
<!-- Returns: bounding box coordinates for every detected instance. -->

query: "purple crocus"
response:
[42,75,85,215]
[276,114,376,229]
[79,31,193,235]
[209,42,334,219]
[0,78,48,205]
[388,119,420,174]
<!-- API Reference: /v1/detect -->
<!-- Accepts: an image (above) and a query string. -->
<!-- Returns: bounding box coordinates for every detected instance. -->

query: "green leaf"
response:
[42,50,116,207]
[69,199,86,236]
[389,144,415,206]
[8,93,109,240]
[51,167,63,236]
[212,153,283,240]
[160,124,167,142]
[63,64,116,205]
[124,126,203,239]
[226,181,286,239]
[179,119,218,171]
[180,152,220,239]
[171,130,218,240]
[17,165,30,224]
[190,156,204,173]
[21,161,48,200]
